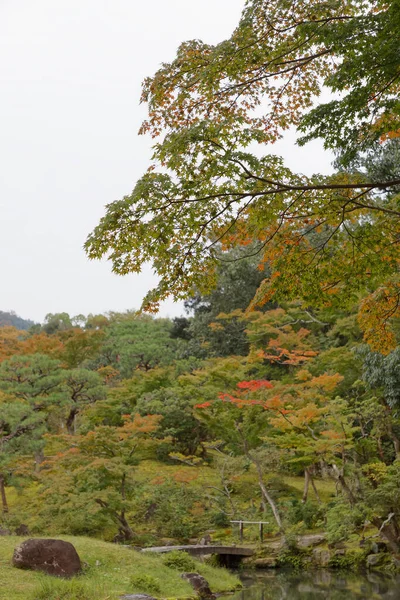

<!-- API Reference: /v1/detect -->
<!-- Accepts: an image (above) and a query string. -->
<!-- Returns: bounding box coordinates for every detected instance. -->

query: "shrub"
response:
[149,480,205,539]
[277,549,310,570]
[325,501,366,544]
[329,550,368,570]
[285,499,325,529]
[163,550,196,571]
[130,573,161,594]
[211,511,231,527]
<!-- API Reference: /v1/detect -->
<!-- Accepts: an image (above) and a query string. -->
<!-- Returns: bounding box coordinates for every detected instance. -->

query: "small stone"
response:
[0,528,11,536]
[120,596,157,600]
[199,534,212,546]
[12,538,81,578]
[181,572,215,599]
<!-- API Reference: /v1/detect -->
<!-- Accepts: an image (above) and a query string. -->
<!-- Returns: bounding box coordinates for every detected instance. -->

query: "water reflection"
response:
[226,570,400,600]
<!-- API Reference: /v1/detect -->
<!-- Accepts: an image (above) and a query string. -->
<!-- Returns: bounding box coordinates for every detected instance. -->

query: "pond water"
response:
[226,570,400,600]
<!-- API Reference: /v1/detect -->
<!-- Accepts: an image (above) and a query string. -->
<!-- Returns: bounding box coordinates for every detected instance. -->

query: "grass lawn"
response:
[0,536,240,600]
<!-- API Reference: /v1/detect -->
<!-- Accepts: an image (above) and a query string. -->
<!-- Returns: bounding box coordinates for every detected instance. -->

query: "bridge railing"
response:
[230,520,269,543]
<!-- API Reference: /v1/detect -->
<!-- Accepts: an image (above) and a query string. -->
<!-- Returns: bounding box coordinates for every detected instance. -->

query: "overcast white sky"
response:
[0,1,333,324]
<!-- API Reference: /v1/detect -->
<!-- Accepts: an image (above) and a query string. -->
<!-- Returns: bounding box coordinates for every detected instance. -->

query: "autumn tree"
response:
[0,327,63,364]
[86,0,400,352]
[38,414,162,540]
[195,379,284,530]
[56,327,105,369]
[0,327,27,362]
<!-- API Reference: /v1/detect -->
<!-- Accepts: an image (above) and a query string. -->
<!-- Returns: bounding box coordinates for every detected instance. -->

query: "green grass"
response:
[0,536,240,600]
[282,475,335,503]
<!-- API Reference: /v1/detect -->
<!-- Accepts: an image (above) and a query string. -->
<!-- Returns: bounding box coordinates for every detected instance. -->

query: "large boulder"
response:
[254,557,278,568]
[297,534,326,548]
[13,538,81,577]
[181,573,215,599]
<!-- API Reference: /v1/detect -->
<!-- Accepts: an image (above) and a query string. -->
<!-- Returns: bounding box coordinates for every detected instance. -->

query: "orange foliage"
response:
[358,279,400,354]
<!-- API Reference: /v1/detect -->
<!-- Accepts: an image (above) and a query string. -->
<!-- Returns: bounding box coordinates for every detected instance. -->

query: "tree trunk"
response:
[302,468,311,503]
[310,473,322,504]
[248,452,282,530]
[331,463,356,506]
[383,405,400,459]
[95,498,135,541]
[377,438,386,462]
[0,474,9,514]
[34,449,44,473]
[117,510,135,541]
[388,426,400,459]
[372,515,400,554]
[66,407,79,435]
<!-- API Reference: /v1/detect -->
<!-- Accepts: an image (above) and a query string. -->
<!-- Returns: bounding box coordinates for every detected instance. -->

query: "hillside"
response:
[1,288,400,563]
[0,311,34,331]
[0,536,240,600]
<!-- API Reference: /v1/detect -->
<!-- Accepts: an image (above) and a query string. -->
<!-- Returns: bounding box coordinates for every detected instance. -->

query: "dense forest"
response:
[1,248,400,560]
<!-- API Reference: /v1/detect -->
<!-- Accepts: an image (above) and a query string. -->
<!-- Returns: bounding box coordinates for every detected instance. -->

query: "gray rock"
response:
[181,573,215,599]
[391,556,400,569]
[120,596,157,600]
[199,534,212,546]
[254,557,277,568]
[0,528,10,536]
[329,541,346,549]
[367,553,385,568]
[264,539,284,552]
[297,584,315,593]
[12,538,81,577]
[312,548,331,567]
[297,534,326,548]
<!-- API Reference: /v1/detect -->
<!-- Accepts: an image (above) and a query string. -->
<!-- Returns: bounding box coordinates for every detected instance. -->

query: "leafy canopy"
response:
[85,0,400,353]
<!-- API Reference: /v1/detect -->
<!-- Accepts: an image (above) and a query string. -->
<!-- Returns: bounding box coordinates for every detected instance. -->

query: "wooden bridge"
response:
[141,545,254,567]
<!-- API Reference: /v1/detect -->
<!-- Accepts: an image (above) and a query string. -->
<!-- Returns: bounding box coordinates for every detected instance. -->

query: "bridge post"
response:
[259,522,263,543]
[239,521,243,542]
